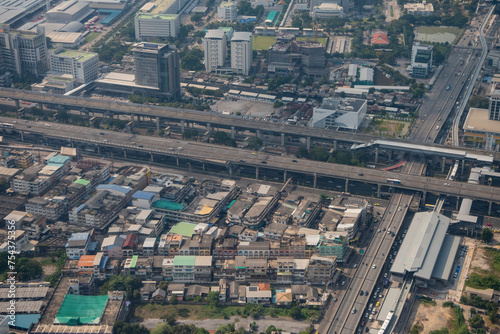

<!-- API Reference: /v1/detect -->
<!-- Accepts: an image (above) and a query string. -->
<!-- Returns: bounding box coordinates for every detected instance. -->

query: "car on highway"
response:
[360,290,364,296]
[446,85,450,90]
[384,273,388,278]
[352,308,356,314]
[364,291,368,296]
[372,264,377,269]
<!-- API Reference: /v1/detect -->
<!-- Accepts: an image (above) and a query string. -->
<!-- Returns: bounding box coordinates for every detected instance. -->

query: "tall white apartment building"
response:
[217,1,237,21]
[203,30,227,72]
[134,14,179,40]
[231,32,252,75]
[50,49,99,83]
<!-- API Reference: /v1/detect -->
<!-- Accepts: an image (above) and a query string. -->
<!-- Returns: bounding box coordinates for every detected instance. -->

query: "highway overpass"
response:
[4,118,500,204]
[2,87,499,161]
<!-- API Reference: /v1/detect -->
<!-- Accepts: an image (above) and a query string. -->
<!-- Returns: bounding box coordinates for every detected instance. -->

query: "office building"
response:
[297,40,325,77]
[0,25,49,80]
[411,42,433,78]
[217,1,237,21]
[134,14,179,40]
[309,97,367,130]
[50,49,99,83]
[203,30,227,72]
[133,42,181,98]
[489,83,500,121]
[231,32,252,75]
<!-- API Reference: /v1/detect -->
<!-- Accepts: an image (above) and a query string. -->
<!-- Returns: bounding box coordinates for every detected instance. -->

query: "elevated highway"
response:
[4,118,500,204]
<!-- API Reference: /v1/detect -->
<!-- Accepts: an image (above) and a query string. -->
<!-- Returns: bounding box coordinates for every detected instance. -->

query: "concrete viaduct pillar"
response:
[313,173,317,188]
[231,126,236,139]
[123,149,126,159]
[442,157,446,173]
[256,166,259,179]
[281,133,285,146]
[461,159,465,175]
[283,170,287,183]
[489,201,492,216]
[19,131,24,142]
[150,153,153,162]
[181,120,186,133]
[387,150,392,162]
[306,137,311,150]
[156,117,160,131]
[207,123,211,132]
[377,184,381,197]
[456,197,460,210]
[345,178,349,193]
[14,99,19,109]
[333,140,337,151]
[256,130,261,139]
[374,148,379,164]
[176,157,179,167]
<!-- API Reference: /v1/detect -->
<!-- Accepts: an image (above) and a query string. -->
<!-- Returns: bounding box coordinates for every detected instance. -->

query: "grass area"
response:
[415,26,461,44]
[134,303,321,322]
[420,296,437,306]
[364,119,410,138]
[295,37,328,47]
[252,35,276,50]
[445,305,468,334]
[84,32,100,44]
[466,248,500,290]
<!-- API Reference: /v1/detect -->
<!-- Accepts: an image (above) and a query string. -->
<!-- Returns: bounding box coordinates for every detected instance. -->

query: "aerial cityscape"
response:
[0,0,499,332]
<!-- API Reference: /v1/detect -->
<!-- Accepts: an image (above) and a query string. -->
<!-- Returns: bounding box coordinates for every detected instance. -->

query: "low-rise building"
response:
[404,1,434,15]
[66,232,91,260]
[309,97,367,131]
[305,255,336,285]
[25,197,67,221]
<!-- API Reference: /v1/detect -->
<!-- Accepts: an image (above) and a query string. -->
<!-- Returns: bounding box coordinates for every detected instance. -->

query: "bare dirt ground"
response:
[407,300,454,334]
[469,246,490,275]
[211,100,275,117]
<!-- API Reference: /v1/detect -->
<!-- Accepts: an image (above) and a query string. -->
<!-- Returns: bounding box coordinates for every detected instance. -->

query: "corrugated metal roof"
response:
[132,190,155,200]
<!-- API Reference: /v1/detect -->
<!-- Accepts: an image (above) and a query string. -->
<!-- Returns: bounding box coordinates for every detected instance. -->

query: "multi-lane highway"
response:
[4,118,500,202]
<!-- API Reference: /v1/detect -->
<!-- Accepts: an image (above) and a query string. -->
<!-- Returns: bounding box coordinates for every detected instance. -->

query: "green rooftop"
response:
[54,50,97,62]
[169,222,196,237]
[130,255,138,268]
[153,200,185,211]
[173,255,196,266]
[74,179,90,186]
[137,13,178,20]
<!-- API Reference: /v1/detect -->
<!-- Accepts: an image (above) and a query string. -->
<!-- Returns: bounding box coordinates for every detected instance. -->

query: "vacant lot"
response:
[415,26,461,44]
[364,119,410,138]
[212,99,274,117]
[408,299,455,333]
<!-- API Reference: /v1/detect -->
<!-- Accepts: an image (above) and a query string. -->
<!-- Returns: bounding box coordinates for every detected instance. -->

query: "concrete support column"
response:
[150,153,153,162]
[181,120,186,133]
[388,150,392,162]
[489,201,492,216]
[123,149,126,159]
[306,137,311,150]
[456,197,460,210]
[313,173,317,188]
[461,159,465,175]
[20,131,24,141]
[377,184,381,197]
[176,157,179,167]
[256,167,259,179]
[97,145,100,154]
[256,130,261,139]
[333,140,337,151]
[375,148,379,164]
[281,133,285,146]
[422,191,427,206]
[231,126,235,139]
[156,117,160,131]
[442,157,446,173]
[14,99,19,109]
[283,170,287,183]
[228,164,232,176]
[71,141,74,148]
[345,178,349,193]
[202,162,206,171]
[207,123,211,132]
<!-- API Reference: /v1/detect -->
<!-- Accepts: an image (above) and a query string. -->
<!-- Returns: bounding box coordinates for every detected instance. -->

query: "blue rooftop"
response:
[96,184,132,195]
[9,314,40,329]
[132,191,155,201]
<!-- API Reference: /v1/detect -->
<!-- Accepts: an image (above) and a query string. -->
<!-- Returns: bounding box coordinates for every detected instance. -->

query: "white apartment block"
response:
[231,32,252,75]
[134,14,179,40]
[217,1,237,20]
[203,30,227,72]
[50,49,99,83]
